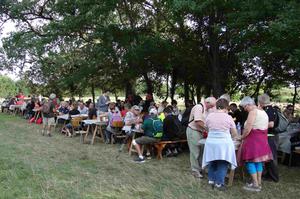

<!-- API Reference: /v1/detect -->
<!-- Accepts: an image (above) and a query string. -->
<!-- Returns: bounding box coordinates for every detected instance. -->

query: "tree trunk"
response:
[170,68,178,101]
[114,92,118,102]
[208,14,224,97]
[292,82,298,116]
[191,86,196,105]
[196,86,201,104]
[184,80,190,104]
[251,73,267,99]
[125,80,135,99]
[91,83,95,104]
[164,74,169,101]
[143,73,154,95]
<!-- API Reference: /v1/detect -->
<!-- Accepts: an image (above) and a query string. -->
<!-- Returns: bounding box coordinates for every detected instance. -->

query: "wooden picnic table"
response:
[83,119,108,145]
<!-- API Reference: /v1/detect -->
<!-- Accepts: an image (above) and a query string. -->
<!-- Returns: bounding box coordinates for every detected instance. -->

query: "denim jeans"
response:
[208,160,229,185]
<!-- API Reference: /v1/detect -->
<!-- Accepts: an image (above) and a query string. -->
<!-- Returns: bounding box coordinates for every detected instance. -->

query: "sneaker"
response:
[208,180,214,185]
[41,130,45,136]
[214,184,226,191]
[48,134,52,137]
[191,171,203,178]
[134,156,145,163]
[145,153,152,160]
[165,149,173,157]
[243,183,261,192]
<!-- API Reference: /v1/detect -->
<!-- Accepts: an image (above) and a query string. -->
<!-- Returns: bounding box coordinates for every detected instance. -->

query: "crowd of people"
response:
[1,91,300,192]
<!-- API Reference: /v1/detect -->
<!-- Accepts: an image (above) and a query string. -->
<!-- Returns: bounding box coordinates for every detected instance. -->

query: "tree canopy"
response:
[0,0,299,103]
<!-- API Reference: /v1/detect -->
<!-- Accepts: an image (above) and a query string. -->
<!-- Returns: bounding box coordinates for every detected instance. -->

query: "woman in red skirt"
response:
[239,96,273,192]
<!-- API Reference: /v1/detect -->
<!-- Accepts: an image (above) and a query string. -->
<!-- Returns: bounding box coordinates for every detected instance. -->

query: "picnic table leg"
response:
[228,169,235,186]
[82,125,90,144]
[98,126,104,142]
[90,125,97,145]
[154,143,167,160]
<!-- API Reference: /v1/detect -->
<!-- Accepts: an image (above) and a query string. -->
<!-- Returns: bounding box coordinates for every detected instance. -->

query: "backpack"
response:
[274,109,289,134]
[42,101,52,114]
[150,118,163,138]
[110,112,123,128]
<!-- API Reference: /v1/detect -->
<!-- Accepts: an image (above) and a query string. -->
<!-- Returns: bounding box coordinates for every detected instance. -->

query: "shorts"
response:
[135,136,159,145]
[43,117,55,126]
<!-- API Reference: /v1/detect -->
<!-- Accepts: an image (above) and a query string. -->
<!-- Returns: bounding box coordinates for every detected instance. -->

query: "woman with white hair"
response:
[239,96,273,192]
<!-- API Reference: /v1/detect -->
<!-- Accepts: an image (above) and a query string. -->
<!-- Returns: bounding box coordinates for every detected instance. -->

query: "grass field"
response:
[0,113,299,199]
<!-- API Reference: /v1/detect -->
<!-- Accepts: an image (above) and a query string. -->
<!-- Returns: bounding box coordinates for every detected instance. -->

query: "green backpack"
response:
[150,118,163,138]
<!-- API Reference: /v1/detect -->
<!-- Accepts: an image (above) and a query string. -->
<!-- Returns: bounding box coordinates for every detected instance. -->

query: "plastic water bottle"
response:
[237,122,241,135]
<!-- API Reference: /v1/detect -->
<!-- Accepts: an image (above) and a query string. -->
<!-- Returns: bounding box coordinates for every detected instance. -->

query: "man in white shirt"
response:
[78,102,88,114]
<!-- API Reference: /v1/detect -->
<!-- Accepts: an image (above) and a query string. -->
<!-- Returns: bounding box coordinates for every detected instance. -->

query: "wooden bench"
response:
[153,140,187,160]
[289,149,300,167]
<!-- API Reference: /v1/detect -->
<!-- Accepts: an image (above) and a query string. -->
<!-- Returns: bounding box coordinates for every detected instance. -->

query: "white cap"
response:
[149,108,158,115]
[49,93,56,100]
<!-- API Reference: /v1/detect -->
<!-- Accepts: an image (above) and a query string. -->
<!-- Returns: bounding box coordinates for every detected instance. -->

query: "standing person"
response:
[258,94,279,182]
[239,96,273,192]
[229,103,242,125]
[97,90,110,112]
[186,103,206,178]
[202,98,238,190]
[204,97,217,115]
[41,93,56,137]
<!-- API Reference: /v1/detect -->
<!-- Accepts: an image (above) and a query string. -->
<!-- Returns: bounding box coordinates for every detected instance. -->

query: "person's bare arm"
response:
[230,128,238,138]
[195,120,206,131]
[241,110,256,139]
[268,121,274,128]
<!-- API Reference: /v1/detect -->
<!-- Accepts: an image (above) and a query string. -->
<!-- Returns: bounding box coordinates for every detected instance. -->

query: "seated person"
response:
[57,101,70,124]
[132,108,163,163]
[162,106,185,140]
[63,103,80,137]
[88,103,97,119]
[158,101,168,115]
[162,106,186,156]
[171,100,180,115]
[283,104,299,123]
[78,102,88,114]
[121,103,131,117]
[105,102,123,144]
[123,105,143,133]
[25,98,36,119]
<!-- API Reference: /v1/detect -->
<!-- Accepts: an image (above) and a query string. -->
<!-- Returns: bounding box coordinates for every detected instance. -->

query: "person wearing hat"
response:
[258,94,279,182]
[122,105,143,135]
[132,108,163,163]
[41,93,56,137]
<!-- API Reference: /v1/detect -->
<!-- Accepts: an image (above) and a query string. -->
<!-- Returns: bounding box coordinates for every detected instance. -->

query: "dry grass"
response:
[0,113,299,199]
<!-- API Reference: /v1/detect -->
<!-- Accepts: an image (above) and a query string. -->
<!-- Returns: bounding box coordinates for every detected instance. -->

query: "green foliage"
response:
[0,0,300,101]
[0,75,17,98]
